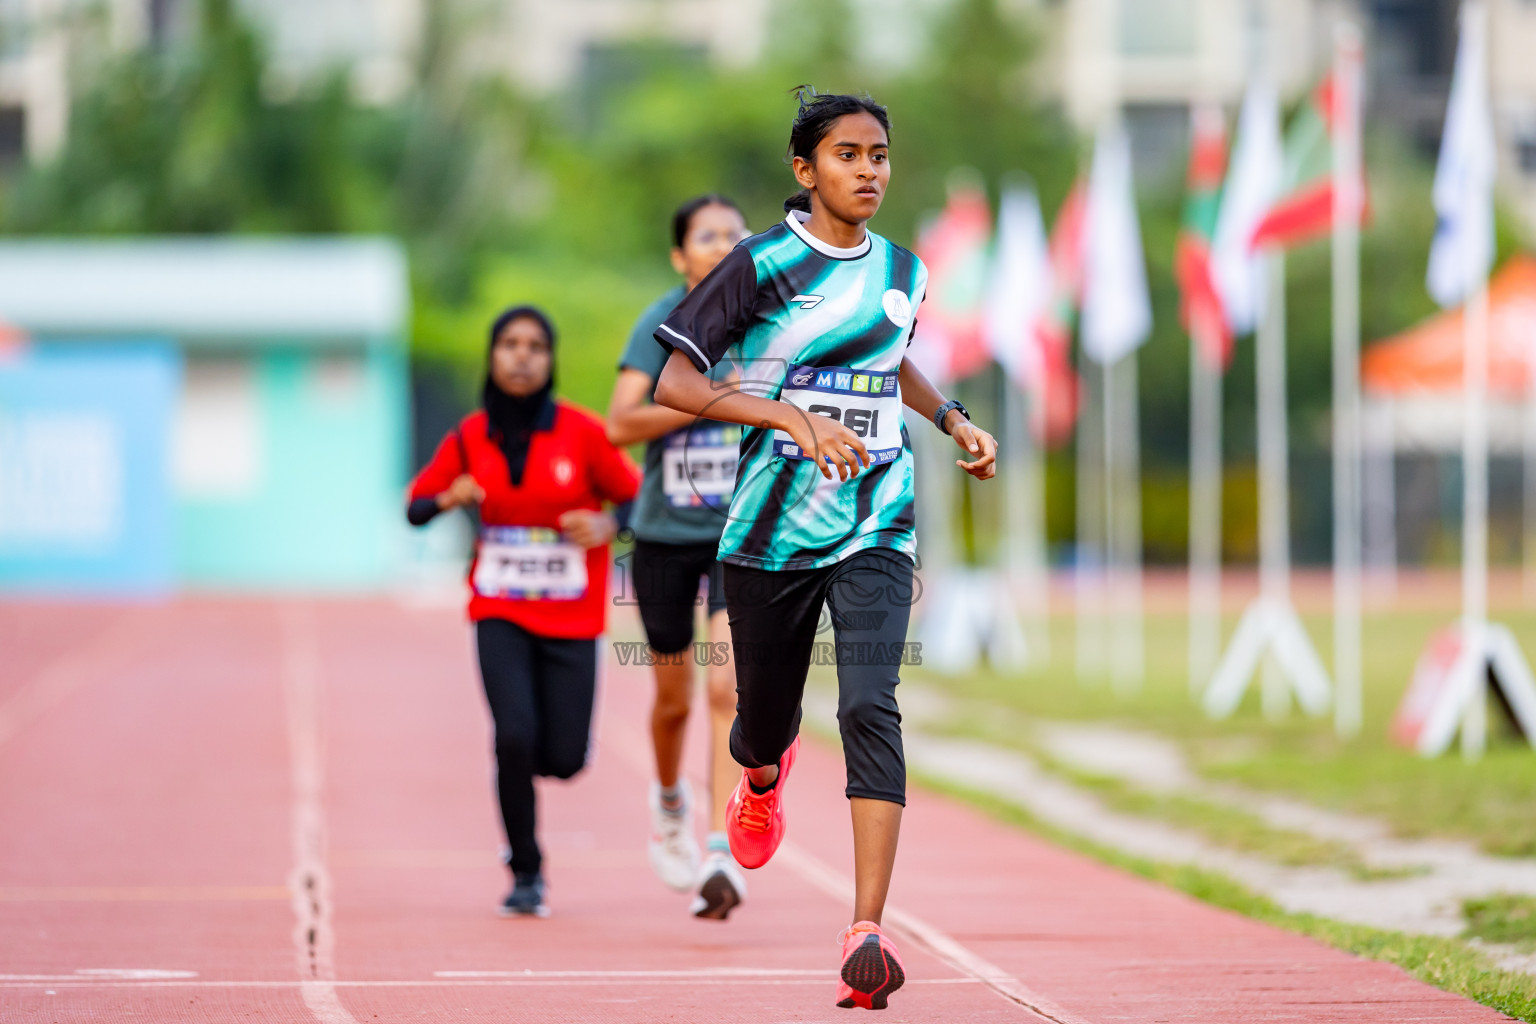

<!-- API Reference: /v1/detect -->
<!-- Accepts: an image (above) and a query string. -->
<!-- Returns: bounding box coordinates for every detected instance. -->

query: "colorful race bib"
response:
[473,526,587,600]
[661,423,739,508]
[771,363,903,467]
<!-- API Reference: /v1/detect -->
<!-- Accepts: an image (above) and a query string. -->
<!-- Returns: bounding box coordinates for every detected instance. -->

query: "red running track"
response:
[0,599,1514,1022]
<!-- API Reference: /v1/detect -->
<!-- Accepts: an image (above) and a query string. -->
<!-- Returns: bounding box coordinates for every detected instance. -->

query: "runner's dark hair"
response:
[783,86,891,214]
[671,194,744,248]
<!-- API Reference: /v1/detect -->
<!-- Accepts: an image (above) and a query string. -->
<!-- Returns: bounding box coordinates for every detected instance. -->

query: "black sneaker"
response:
[500,872,549,918]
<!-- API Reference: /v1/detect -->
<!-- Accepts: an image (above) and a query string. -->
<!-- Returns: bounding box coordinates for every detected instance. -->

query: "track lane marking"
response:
[0,976,987,989]
[281,604,360,1024]
[600,703,1077,1021]
[433,976,841,982]
[0,885,288,901]
[776,841,1092,1024]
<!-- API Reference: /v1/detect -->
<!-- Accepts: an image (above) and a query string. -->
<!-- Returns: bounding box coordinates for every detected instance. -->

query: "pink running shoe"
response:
[725,736,799,869]
[836,921,905,1010]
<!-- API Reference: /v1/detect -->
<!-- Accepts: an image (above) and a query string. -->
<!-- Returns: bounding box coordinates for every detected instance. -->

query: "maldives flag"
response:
[1175,103,1232,369]
[1250,73,1367,249]
[1031,181,1087,447]
[911,184,993,382]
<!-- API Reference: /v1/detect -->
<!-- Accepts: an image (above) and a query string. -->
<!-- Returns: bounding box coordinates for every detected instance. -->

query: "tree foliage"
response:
[0,0,1470,561]
[0,0,525,295]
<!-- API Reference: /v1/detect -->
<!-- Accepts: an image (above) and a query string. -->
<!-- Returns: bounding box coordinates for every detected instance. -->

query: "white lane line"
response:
[0,977,986,990]
[280,605,360,1024]
[0,885,288,902]
[439,976,835,982]
[600,709,1079,1021]
[776,841,1093,1024]
[0,970,197,981]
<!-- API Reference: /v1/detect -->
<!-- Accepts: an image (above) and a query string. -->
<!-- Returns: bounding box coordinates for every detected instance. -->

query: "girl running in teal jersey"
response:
[651,90,997,1010]
[605,196,751,918]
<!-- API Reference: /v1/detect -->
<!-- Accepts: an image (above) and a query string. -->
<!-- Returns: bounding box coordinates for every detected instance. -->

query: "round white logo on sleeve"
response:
[881,289,913,328]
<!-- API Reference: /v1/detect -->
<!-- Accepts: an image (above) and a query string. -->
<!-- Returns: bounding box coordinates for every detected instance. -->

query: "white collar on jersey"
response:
[785,209,871,259]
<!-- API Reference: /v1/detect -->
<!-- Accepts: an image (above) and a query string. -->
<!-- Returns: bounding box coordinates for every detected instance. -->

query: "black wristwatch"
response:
[934,399,969,435]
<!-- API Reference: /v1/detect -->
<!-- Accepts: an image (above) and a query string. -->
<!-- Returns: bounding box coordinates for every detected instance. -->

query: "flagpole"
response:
[1258,251,1291,721]
[1332,20,1364,738]
[1112,350,1145,691]
[986,184,1052,667]
[1525,350,1536,605]
[1188,321,1223,695]
[1004,373,1050,663]
[1079,115,1150,689]
[1076,355,1106,683]
[1458,0,1492,761]
[1463,267,1490,759]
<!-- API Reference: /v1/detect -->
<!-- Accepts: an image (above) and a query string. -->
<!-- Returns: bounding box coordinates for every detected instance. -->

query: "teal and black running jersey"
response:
[655,210,927,572]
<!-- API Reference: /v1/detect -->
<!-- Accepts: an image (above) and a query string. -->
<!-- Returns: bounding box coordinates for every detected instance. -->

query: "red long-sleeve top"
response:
[408,403,640,639]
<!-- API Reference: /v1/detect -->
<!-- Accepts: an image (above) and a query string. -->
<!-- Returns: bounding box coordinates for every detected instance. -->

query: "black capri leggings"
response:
[475,618,597,877]
[722,548,915,805]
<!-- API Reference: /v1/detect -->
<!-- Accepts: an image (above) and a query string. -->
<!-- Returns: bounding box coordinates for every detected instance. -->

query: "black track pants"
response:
[722,548,914,805]
[475,618,597,877]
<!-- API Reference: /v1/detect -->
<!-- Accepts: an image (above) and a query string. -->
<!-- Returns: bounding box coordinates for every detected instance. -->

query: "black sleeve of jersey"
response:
[406,496,441,526]
[653,246,757,372]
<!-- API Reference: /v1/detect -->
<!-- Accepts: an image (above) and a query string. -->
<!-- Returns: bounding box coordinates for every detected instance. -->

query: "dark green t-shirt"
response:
[618,285,736,545]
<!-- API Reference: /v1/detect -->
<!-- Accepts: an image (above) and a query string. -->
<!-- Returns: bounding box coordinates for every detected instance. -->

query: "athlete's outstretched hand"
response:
[779,407,870,482]
[558,509,619,549]
[952,422,997,480]
[437,473,485,511]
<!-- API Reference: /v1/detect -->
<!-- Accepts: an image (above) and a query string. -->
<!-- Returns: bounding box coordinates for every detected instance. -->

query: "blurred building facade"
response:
[1034,0,1337,182]
[0,238,411,592]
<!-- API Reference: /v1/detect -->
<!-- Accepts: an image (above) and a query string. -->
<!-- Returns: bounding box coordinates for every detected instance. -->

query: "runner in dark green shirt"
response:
[604,195,749,920]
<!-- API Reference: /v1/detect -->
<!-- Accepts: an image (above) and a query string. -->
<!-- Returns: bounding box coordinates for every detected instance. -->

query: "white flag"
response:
[1427,0,1496,308]
[1081,122,1151,365]
[983,185,1051,388]
[1211,81,1282,335]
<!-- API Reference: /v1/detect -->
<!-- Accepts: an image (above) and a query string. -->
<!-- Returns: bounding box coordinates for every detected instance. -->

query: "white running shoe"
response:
[648,780,699,892]
[690,851,747,920]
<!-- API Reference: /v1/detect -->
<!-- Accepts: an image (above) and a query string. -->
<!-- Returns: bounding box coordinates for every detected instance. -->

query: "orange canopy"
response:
[1362,255,1536,398]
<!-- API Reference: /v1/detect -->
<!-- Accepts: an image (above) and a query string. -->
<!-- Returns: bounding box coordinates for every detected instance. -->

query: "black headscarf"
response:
[483,305,557,487]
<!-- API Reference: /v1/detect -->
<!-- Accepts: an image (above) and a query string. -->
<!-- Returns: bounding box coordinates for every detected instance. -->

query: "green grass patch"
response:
[919,694,1418,879]
[1060,766,1412,881]
[907,607,1536,858]
[1465,894,1536,951]
[924,702,1422,880]
[919,771,1536,1022]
